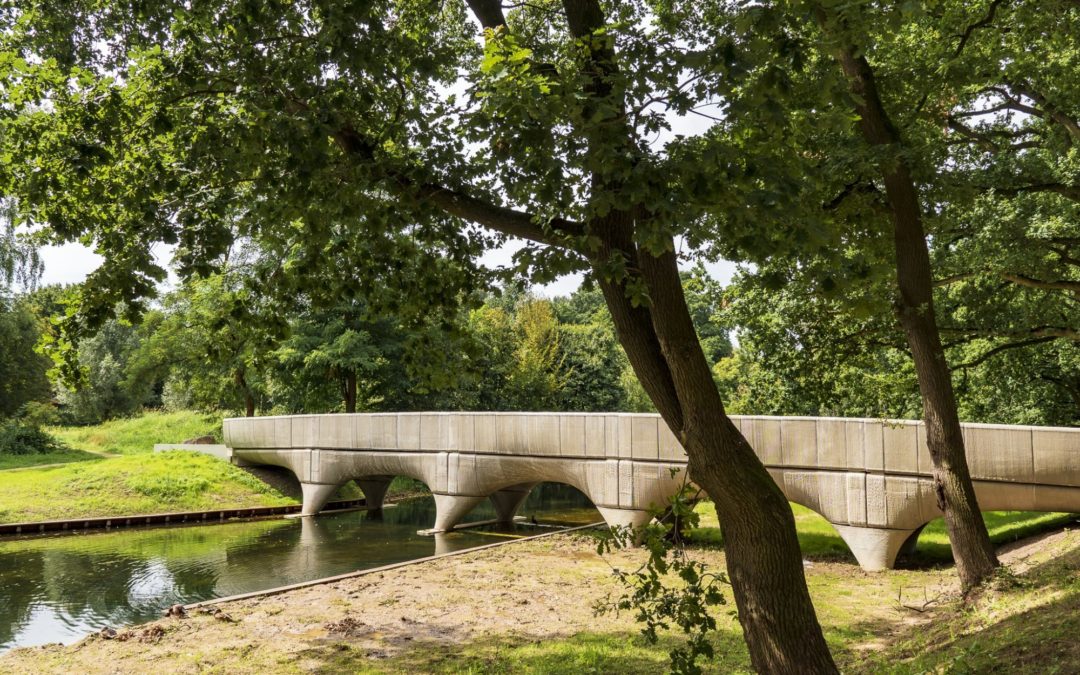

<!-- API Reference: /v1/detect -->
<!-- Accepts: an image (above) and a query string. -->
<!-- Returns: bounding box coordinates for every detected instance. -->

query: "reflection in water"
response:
[0,483,597,652]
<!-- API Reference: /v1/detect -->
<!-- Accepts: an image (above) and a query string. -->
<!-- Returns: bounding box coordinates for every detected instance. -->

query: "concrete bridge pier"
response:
[431,494,486,532]
[489,482,539,523]
[596,506,655,536]
[355,476,394,512]
[832,524,921,571]
[300,482,341,517]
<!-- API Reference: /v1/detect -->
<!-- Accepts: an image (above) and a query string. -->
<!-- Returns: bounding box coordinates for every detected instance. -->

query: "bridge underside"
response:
[226,413,1080,572]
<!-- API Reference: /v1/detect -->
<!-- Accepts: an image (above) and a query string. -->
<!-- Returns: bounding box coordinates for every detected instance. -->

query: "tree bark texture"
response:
[345,371,358,414]
[822,14,999,589]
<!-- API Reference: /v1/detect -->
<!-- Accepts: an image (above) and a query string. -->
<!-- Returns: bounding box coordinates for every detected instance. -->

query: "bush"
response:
[0,420,67,455]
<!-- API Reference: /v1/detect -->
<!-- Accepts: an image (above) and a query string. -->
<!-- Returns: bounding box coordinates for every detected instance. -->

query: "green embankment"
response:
[0,448,102,471]
[47,410,223,456]
[0,451,296,523]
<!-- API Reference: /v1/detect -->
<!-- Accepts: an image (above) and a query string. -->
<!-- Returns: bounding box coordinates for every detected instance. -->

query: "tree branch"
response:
[950,336,1058,370]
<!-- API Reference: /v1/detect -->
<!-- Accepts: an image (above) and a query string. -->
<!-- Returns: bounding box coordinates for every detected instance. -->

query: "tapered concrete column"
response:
[596,506,655,538]
[300,482,339,516]
[898,524,927,559]
[431,493,485,532]
[833,524,918,571]
[489,482,538,523]
[356,475,394,511]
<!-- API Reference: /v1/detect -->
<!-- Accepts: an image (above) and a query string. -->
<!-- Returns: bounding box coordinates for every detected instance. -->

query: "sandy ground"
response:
[2,527,1077,674]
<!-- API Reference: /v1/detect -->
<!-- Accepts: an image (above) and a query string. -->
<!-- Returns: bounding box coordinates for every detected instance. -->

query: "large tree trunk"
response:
[823,18,999,589]
[344,371,357,414]
[593,218,838,672]
[234,368,256,418]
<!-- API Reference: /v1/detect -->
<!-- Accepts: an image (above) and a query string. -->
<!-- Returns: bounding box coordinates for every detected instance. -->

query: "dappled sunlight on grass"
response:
[689,501,1074,565]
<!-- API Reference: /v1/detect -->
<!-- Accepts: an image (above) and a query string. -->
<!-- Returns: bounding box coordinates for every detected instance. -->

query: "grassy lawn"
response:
[0,448,103,471]
[689,501,1073,563]
[0,451,296,523]
[48,410,223,456]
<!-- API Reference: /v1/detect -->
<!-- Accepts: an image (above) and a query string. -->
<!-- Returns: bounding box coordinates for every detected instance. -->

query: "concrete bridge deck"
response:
[223,413,1080,571]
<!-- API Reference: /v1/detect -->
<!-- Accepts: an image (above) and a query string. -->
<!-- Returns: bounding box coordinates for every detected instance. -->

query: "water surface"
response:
[0,484,598,652]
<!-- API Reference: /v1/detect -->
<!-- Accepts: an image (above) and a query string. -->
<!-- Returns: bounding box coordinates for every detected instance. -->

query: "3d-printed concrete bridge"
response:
[223,413,1080,571]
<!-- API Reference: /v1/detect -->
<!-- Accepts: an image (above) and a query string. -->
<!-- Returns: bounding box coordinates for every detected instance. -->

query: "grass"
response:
[0,451,295,523]
[689,501,1073,563]
[4,516,1080,673]
[48,410,222,456]
[0,448,102,471]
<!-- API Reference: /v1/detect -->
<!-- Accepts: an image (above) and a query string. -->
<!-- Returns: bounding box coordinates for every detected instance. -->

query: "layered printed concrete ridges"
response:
[916,425,933,476]
[846,472,868,526]
[631,416,660,461]
[882,422,918,475]
[225,413,1080,571]
[884,476,925,530]
[816,418,848,469]
[528,415,561,456]
[747,417,782,465]
[371,415,397,449]
[863,420,885,471]
[585,415,607,458]
[865,473,888,527]
[560,415,586,457]
[658,424,685,461]
[781,418,817,467]
[604,415,621,459]
[1032,429,1080,485]
[964,425,1034,483]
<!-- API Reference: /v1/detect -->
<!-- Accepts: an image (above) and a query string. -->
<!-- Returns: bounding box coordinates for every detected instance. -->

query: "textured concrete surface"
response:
[225,413,1080,571]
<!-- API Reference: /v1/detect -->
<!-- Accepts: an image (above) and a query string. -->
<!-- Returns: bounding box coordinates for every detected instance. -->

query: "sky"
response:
[35,51,735,297]
[38,237,739,298]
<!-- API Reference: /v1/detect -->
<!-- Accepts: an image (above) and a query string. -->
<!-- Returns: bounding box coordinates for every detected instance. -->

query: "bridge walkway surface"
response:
[222,413,1080,571]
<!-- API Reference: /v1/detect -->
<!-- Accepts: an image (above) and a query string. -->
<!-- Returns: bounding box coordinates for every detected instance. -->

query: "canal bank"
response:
[5,511,1080,674]
[0,484,599,652]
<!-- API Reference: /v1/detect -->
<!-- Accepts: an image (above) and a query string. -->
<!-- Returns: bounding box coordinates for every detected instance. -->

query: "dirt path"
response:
[3,528,1079,674]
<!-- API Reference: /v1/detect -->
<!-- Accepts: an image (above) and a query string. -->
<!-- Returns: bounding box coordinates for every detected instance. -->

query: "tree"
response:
[0,296,52,418]
[130,271,282,417]
[1,2,842,669]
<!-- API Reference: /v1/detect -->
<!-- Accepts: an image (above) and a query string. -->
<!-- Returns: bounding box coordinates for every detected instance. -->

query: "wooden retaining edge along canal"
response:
[0,499,368,536]
[186,521,607,610]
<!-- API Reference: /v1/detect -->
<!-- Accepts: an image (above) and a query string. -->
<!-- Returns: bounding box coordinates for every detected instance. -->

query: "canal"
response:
[0,483,599,652]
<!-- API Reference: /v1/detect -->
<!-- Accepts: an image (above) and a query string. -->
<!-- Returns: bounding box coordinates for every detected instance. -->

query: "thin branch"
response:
[951,336,1057,370]
[951,0,1005,59]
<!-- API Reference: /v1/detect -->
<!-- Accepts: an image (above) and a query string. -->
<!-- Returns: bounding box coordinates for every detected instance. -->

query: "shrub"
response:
[0,420,67,455]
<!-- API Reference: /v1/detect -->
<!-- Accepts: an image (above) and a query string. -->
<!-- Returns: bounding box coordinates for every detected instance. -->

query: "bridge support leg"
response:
[431,494,485,532]
[596,506,654,542]
[300,482,339,517]
[833,524,919,571]
[356,476,394,512]
[490,482,539,523]
[898,524,927,559]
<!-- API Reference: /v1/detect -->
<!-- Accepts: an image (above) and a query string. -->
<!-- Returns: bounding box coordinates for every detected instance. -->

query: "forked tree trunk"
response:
[593,218,838,673]
[823,20,999,589]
